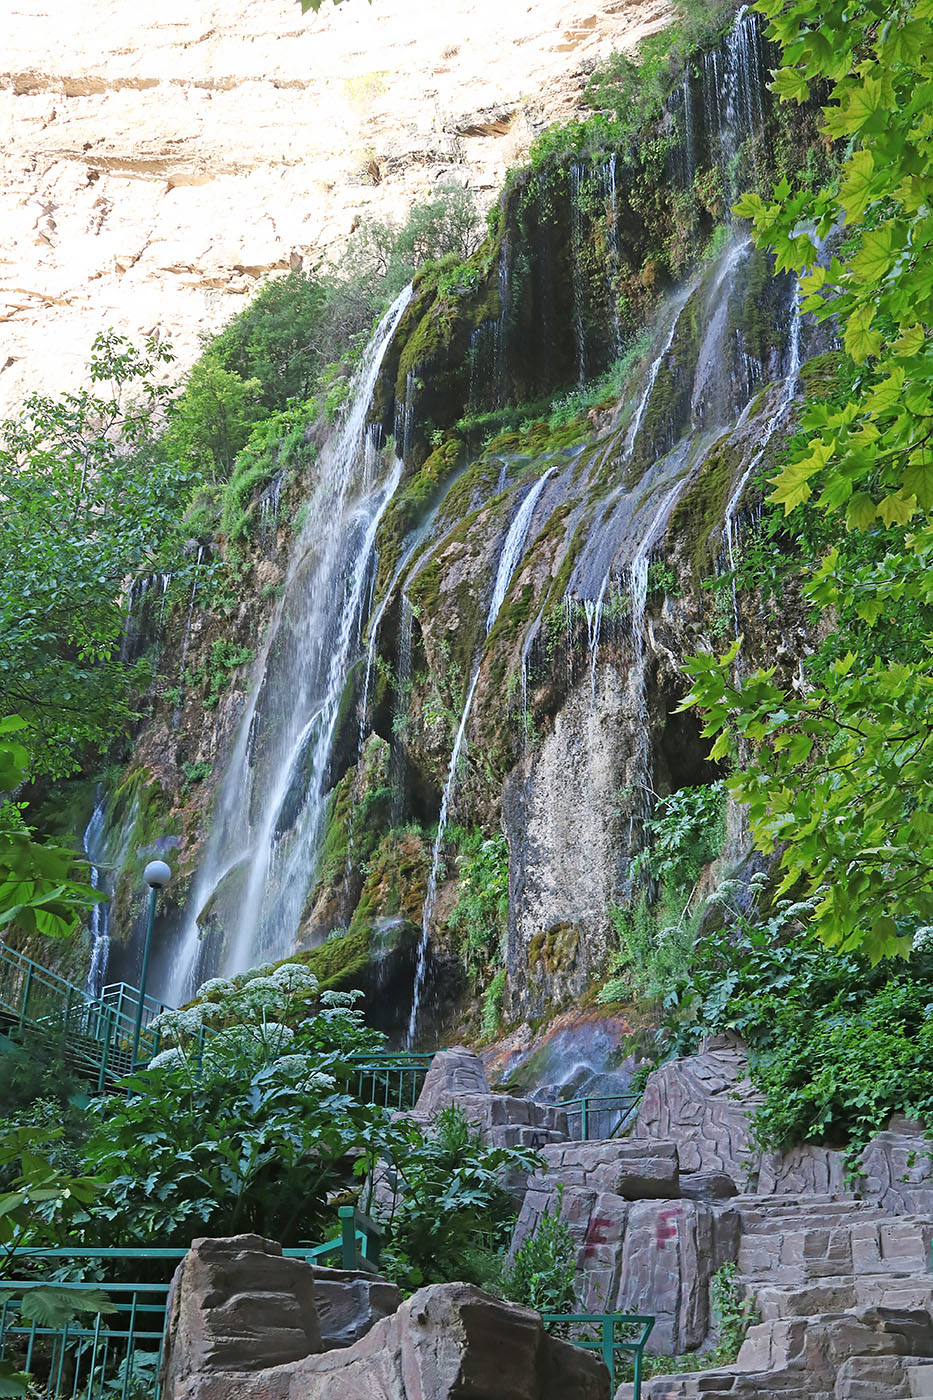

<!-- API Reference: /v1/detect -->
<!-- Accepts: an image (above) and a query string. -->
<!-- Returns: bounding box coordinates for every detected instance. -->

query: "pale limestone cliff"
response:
[1,0,673,415]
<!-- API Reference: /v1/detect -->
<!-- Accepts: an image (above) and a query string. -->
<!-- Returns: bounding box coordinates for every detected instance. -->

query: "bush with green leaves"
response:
[80,968,389,1247]
[657,881,933,1156]
[449,830,509,976]
[501,1188,578,1316]
[374,1105,542,1295]
[598,783,726,1006]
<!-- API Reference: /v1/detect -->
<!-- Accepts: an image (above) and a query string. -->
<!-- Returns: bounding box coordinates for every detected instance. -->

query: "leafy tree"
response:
[0,334,197,779]
[162,356,264,480]
[684,0,933,961]
[0,718,101,939]
[208,270,327,411]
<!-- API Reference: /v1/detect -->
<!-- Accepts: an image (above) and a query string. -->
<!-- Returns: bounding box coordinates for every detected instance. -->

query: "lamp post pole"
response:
[131,859,171,1067]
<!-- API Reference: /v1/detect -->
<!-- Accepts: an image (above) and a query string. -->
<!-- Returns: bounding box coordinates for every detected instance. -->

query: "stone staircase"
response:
[615,1194,933,1399]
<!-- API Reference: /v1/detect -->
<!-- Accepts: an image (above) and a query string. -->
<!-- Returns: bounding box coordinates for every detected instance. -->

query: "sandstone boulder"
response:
[161,1271,610,1400]
[860,1117,933,1216]
[311,1267,401,1350]
[159,1234,322,1400]
[511,1176,738,1353]
[631,1036,760,1185]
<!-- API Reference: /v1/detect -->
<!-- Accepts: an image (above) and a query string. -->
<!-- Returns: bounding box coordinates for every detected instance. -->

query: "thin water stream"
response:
[406,465,558,1043]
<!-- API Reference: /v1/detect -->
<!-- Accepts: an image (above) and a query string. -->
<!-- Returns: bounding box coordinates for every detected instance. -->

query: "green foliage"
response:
[632,783,726,894]
[187,640,254,710]
[598,784,725,1006]
[376,1105,542,1295]
[534,0,735,165]
[481,969,507,1040]
[449,831,509,976]
[181,760,211,786]
[709,1263,759,1361]
[0,334,197,779]
[81,970,390,1245]
[658,878,933,1155]
[501,1188,578,1316]
[163,356,264,481]
[0,1127,101,1276]
[0,718,103,939]
[685,0,933,962]
[208,270,326,412]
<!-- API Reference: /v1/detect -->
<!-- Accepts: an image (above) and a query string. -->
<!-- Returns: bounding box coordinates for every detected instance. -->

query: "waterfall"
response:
[82,796,111,999]
[167,286,413,1003]
[389,595,414,825]
[690,236,752,430]
[407,465,557,1044]
[623,286,693,461]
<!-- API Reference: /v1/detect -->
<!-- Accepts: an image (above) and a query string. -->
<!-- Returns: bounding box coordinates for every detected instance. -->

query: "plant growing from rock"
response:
[501,1187,578,1318]
[374,1106,542,1295]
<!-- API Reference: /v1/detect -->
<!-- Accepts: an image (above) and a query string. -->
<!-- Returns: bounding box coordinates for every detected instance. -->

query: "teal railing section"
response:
[0,946,432,1106]
[345,1052,434,1111]
[560,1093,642,1141]
[0,1280,167,1400]
[2,1215,383,1398]
[0,946,167,1087]
[540,1312,655,1397]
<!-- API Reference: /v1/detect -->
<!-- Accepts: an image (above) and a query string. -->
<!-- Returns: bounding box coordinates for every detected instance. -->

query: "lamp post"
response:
[131,859,171,1067]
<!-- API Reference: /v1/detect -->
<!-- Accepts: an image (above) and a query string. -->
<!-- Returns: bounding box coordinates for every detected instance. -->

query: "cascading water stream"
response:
[406,465,557,1044]
[82,796,111,999]
[167,286,413,1003]
[723,275,802,588]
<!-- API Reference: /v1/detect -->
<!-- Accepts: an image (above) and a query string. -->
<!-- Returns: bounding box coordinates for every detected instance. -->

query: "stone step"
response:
[613,1368,831,1399]
[737,1203,888,1234]
[738,1217,933,1282]
[835,1353,918,1399]
[732,1193,855,1210]
[908,1363,933,1396]
[749,1276,933,1320]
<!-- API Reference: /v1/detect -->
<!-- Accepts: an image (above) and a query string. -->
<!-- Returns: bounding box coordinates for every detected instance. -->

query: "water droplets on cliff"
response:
[407,464,558,1044]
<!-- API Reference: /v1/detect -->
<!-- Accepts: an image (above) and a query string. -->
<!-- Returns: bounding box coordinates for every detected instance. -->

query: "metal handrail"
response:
[0,944,162,1087]
[559,1093,642,1140]
[539,1311,655,1397]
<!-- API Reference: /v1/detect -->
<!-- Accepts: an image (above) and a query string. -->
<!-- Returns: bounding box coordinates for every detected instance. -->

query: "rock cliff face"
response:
[48,7,834,1044]
[1,0,673,417]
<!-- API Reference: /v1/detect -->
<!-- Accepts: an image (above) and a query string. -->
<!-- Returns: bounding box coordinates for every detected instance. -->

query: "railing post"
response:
[97,1006,112,1093]
[338,1206,357,1269]
[601,1316,613,1389]
[19,962,33,1029]
[581,1097,589,1141]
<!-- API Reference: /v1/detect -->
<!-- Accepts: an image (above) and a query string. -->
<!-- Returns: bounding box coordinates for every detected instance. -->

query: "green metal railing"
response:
[3,1215,383,1398]
[561,1093,641,1141]
[0,1280,166,1400]
[539,1312,654,1396]
[0,946,166,1088]
[345,1052,434,1111]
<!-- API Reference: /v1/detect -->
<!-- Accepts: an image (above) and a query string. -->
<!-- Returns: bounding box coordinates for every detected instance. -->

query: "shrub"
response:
[501,1187,578,1316]
[375,1105,541,1294]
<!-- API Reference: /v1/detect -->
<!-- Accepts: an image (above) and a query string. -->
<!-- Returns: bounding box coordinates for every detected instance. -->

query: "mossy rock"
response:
[668,432,751,580]
[528,921,580,976]
[281,927,373,994]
